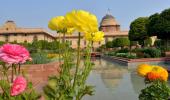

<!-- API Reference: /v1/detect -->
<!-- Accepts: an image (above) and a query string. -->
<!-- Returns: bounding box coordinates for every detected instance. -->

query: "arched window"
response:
[33,35,38,41]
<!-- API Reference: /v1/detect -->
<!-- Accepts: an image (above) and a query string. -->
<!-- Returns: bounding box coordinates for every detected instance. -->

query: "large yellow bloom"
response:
[49,10,103,36]
[65,10,98,33]
[48,16,65,31]
[92,31,104,42]
[76,10,98,33]
[66,27,76,34]
[137,64,153,76]
[64,10,77,28]
[84,31,104,42]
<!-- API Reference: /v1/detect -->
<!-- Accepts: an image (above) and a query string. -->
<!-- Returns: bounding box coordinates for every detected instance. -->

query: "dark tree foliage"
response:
[147,8,170,39]
[129,17,149,42]
[105,41,113,48]
[147,13,160,36]
[157,8,170,39]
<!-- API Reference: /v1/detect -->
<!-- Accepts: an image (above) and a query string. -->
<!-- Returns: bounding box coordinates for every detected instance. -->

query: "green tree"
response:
[147,13,160,36]
[129,17,149,47]
[147,8,170,50]
[105,41,113,48]
[144,37,152,47]
[31,40,42,52]
[114,37,130,48]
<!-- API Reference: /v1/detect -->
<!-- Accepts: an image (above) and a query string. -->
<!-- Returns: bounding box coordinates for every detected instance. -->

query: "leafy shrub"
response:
[114,37,130,48]
[133,48,161,58]
[116,48,129,53]
[106,41,113,48]
[115,53,137,59]
[154,39,162,48]
[31,52,50,64]
[107,51,115,56]
[144,37,152,47]
[0,41,5,46]
[139,81,170,100]
[143,53,151,58]
[0,80,40,100]
[127,54,137,59]
[116,53,128,58]
[130,41,138,46]
[142,48,161,58]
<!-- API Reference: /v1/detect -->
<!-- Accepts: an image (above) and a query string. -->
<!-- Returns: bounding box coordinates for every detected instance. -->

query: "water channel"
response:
[83,58,170,100]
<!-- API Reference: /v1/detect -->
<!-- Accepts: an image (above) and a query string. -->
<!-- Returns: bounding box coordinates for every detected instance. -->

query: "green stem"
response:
[58,32,62,69]
[73,32,81,88]
[11,64,14,82]
[18,63,21,75]
[81,42,92,83]
[62,33,67,75]
[14,64,17,75]
[1,64,10,83]
[4,71,9,83]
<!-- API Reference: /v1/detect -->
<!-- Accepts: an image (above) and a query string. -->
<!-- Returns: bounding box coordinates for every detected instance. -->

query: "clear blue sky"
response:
[0,0,170,31]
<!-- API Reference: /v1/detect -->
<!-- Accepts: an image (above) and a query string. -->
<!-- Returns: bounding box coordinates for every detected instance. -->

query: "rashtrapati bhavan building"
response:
[0,20,55,43]
[0,13,128,48]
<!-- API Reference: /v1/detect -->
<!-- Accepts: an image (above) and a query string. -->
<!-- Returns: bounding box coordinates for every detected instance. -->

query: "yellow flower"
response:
[48,16,65,31]
[49,10,100,35]
[76,10,98,33]
[137,64,153,76]
[65,10,98,33]
[66,27,76,34]
[64,10,77,28]
[84,32,93,41]
[48,22,56,30]
[92,31,104,42]
[84,31,104,42]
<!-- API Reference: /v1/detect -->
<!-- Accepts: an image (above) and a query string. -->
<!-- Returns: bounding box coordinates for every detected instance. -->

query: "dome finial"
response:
[107,8,111,15]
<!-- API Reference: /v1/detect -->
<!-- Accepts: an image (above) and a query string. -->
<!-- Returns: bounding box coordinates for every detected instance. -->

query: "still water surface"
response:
[83,58,170,100]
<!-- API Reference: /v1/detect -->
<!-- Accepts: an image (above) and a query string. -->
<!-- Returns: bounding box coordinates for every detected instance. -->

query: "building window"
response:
[66,40,72,46]
[70,41,72,45]
[13,40,17,43]
[5,34,9,42]
[33,35,38,41]
[99,41,101,45]
[105,38,108,43]
[14,33,17,36]
[24,40,27,43]
[84,40,86,45]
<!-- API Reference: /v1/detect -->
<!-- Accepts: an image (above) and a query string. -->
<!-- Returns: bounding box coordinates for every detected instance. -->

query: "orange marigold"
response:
[147,71,161,81]
[147,66,168,81]
[137,64,169,81]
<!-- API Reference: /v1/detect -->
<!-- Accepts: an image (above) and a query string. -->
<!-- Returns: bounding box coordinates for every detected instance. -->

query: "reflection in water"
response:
[83,58,170,100]
[91,58,128,89]
[83,58,139,100]
[130,72,145,94]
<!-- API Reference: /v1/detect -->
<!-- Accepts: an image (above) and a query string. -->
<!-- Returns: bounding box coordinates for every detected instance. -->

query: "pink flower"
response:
[10,76,27,96]
[0,44,30,64]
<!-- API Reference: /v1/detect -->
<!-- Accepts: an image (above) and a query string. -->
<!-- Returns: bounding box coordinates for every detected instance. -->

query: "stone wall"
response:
[22,61,61,92]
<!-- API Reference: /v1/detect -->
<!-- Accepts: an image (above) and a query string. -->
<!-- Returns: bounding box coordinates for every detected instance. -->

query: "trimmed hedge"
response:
[135,48,161,58]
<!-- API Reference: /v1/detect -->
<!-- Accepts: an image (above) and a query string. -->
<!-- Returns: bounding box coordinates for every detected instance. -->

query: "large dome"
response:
[2,20,17,30]
[100,14,119,26]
